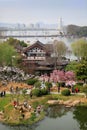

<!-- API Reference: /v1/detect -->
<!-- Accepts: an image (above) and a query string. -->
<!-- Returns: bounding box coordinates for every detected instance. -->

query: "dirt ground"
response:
[0,82,33,92]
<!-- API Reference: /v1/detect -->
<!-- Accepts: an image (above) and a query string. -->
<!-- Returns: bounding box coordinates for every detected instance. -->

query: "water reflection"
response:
[73,106,87,130]
[1,105,87,130]
[46,105,72,118]
[2,125,35,130]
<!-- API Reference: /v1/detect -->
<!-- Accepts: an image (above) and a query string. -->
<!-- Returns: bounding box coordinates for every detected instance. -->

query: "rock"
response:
[63,100,73,105]
[47,100,59,105]
[58,100,64,104]
[70,100,81,106]
[47,99,81,107]
[65,100,81,107]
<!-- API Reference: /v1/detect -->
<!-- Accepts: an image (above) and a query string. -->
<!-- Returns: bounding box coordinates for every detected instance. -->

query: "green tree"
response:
[45,82,52,94]
[6,37,20,48]
[73,106,87,130]
[76,61,87,81]
[67,24,87,37]
[71,38,87,61]
[0,42,17,66]
[6,38,28,51]
[65,61,78,72]
[53,40,67,68]
[20,41,28,47]
[66,61,87,81]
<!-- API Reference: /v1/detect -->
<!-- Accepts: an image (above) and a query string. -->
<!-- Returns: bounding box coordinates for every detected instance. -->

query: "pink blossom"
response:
[65,71,75,80]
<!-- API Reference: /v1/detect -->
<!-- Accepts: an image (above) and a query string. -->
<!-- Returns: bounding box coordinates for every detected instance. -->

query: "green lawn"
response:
[0,93,86,125]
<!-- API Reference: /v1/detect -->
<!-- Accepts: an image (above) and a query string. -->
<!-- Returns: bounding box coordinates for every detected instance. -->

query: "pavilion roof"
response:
[24,40,46,52]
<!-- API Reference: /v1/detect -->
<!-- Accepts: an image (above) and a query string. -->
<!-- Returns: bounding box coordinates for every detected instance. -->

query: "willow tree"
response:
[53,40,67,68]
[0,42,17,66]
[71,38,87,61]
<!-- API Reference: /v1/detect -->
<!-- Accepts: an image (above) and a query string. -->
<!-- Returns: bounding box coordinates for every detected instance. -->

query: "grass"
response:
[0,95,11,111]
[49,93,84,101]
[0,93,87,125]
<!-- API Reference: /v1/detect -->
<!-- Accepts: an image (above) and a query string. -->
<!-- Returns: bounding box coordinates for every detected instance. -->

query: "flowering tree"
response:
[39,70,76,87]
[50,70,65,82]
[65,71,75,80]
[39,74,49,82]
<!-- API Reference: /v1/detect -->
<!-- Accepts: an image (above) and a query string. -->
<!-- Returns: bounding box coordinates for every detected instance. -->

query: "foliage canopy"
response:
[0,42,17,66]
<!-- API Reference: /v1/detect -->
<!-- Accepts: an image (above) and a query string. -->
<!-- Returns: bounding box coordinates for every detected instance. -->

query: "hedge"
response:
[61,89,71,96]
[26,78,38,85]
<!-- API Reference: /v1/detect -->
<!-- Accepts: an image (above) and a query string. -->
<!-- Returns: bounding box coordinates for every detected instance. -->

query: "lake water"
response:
[0,105,87,130]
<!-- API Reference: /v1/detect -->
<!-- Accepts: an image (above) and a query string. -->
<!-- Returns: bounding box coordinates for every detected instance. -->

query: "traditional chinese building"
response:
[23,40,68,74]
[24,40,46,61]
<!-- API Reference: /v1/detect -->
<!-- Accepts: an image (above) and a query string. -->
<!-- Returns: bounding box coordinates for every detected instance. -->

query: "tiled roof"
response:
[24,40,45,52]
[23,40,54,53]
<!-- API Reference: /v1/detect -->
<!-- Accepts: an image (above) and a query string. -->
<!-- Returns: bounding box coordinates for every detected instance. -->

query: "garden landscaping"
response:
[0,81,87,126]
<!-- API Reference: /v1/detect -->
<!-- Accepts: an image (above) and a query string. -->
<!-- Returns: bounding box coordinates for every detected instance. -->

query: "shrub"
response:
[74,85,82,92]
[32,89,41,97]
[61,89,71,96]
[26,78,38,85]
[34,81,41,89]
[81,85,87,97]
[45,82,52,88]
[32,88,48,97]
[41,88,48,95]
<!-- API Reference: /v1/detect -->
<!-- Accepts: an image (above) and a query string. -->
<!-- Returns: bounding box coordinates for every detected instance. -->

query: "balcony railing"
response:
[27,57,45,60]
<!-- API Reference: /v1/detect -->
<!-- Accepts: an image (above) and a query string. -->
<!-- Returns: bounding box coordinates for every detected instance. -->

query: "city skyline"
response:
[0,0,87,26]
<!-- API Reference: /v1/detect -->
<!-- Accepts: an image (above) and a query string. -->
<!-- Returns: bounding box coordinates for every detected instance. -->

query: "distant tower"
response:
[58,17,63,31]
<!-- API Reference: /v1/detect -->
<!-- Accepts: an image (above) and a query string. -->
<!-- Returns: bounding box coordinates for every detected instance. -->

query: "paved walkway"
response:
[51,92,85,95]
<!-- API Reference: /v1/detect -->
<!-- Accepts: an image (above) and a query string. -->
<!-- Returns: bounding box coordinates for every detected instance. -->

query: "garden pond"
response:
[0,105,87,130]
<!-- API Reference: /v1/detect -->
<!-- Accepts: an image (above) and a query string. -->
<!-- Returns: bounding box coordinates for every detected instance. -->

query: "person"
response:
[57,82,60,93]
[23,101,28,108]
[16,86,19,93]
[13,100,17,109]
[28,104,32,111]
[30,91,32,98]
[19,107,25,119]
[0,91,3,97]
[20,107,24,113]
[37,105,42,114]
[75,88,79,93]
[71,85,75,93]
[21,113,25,119]
[2,91,6,97]
[10,86,14,93]
[58,83,60,93]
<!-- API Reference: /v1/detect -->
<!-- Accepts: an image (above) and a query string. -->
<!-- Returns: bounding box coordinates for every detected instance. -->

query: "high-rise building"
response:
[58,17,63,31]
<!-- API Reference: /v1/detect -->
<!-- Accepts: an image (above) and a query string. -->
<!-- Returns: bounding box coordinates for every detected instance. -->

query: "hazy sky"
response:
[0,0,87,26]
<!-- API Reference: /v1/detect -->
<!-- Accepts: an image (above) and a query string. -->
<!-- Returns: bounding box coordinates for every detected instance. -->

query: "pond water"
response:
[0,105,87,130]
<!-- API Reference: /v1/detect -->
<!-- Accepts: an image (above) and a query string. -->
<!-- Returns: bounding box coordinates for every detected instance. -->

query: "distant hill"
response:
[66,25,87,37]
